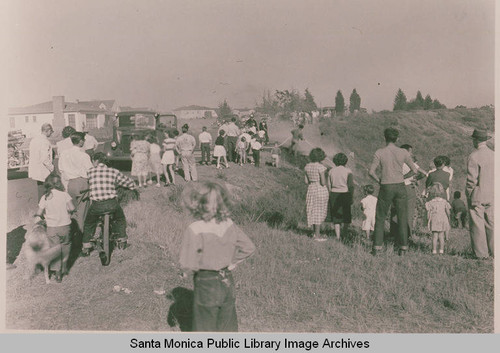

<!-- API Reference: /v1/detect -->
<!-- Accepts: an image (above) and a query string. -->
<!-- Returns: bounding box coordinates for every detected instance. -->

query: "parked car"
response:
[96,111,178,165]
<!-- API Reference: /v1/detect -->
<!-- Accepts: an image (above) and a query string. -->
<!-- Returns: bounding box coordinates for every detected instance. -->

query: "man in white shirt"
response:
[225,117,241,163]
[29,123,55,199]
[176,124,198,182]
[198,126,212,166]
[56,126,76,156]
[83,132,99,157]
[59,132,93,232]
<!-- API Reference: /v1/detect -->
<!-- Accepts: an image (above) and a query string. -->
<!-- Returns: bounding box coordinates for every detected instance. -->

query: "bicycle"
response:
[80,189,118,266]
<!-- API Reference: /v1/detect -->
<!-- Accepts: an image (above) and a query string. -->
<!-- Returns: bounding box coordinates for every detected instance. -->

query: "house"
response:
[173,105,218,120]
[8,96,118,138]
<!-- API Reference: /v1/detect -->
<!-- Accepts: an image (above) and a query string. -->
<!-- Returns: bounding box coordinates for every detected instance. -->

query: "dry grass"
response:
[5,109,494,332]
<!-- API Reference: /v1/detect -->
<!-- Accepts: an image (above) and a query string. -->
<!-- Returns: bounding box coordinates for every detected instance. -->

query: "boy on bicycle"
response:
[81,152,137,256]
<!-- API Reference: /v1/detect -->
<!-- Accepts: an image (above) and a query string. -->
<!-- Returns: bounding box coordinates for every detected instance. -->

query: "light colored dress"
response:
[130,140,150,177]
[425,197,451,232]
[361,195,377,231]
[149,143,162,173]
[304,162,329,227]
[161,137,176,165]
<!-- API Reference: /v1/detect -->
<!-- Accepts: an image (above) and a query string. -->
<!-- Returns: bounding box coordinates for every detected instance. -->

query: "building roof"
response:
[173,105,215,111]
[119,106,154,112]
[9,99,116,115]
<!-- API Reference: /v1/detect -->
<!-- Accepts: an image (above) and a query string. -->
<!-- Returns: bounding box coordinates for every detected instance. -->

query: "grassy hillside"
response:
[5,108,494,332]
[319,107,494,191]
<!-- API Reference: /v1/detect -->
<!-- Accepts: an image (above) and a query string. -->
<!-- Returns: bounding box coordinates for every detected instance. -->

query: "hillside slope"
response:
[319,107,495,192]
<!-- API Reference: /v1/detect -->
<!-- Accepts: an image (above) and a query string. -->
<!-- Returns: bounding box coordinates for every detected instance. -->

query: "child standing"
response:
[34,174,75,282]
[451,191,467,228]
[360,185,377,239]
[250,135,262,167]
[214,130,228,169]
[130,135,150,187]
[236,136,248,166]
[162,130,177,186]
[425,183,451,254]
[271,143,281,168]
[179,181,255,331]
[147,134,162,187]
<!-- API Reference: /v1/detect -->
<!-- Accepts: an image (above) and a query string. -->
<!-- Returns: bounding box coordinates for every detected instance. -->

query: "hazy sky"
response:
[7,0,495,112]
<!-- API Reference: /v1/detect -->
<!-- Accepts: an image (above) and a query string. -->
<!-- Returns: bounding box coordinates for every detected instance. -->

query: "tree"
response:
[393,88,407,111]
[423,94,433,110]
[303,88,318,115]
[414,90,424,109]
[216,99,233,122]
[335,90,345,115]
[432,99,446,109]
[349,88,361,113]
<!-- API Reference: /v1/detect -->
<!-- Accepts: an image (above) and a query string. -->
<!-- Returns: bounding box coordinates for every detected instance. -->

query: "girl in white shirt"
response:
[34,174,75,282]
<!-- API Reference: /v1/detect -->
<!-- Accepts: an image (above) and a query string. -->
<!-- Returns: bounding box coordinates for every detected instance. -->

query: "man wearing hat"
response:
[466,128,494,259]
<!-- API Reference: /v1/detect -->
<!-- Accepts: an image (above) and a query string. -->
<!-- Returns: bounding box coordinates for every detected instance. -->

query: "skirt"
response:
[328,192,352,224]
[161,150,175,165]
[214,145,226,158]
[150,156,162,173]
[131,152,149,177]
[306,183,329,227]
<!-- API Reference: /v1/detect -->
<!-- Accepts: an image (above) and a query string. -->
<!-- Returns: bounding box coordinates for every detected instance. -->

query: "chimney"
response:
[52,96,65,131]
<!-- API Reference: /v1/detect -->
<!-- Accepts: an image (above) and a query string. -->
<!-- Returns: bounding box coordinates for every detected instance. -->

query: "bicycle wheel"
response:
[99,214,111,266]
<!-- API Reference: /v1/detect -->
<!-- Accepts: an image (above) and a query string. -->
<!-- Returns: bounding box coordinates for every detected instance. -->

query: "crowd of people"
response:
[303,127,494,259]
[24,120,493,331]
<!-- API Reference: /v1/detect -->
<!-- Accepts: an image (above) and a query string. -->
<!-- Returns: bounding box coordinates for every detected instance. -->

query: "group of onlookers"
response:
[200,114,271,169]
[303,126,494,259]
[29,123,137,281]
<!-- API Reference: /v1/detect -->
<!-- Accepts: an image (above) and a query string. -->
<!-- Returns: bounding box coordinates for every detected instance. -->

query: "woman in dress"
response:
[304,148,329,240]
[147,134,162,187]
[327,153,354,240]
[130,134,150,187]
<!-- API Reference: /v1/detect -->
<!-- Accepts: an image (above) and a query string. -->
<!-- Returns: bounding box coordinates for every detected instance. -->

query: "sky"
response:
[6,0,495,112]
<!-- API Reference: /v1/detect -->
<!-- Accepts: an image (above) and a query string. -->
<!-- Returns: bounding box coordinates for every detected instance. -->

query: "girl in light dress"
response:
[161,130,177,186]
[425,182,451,255]
[214,129,228,169]
[360,185,377,239]
[130,135,150,187]
[147,134,162,187]
[34,173,75,283]
[236,136,248,166]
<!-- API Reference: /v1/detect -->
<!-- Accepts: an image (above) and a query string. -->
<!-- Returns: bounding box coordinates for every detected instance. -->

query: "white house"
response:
[173,105,218,120]
[8,96,118,138]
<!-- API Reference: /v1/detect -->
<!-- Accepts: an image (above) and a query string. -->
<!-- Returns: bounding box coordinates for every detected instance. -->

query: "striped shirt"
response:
[87,163,136,201]
[163,137,176,151]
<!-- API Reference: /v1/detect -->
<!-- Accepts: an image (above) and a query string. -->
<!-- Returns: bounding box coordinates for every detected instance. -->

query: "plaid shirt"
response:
[87,163,136,201]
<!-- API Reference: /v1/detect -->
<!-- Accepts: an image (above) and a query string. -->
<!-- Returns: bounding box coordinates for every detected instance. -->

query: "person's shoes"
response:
[80,248,91,257]
[156,183,161,188]
[438,249,444,255]
[398,249,407,256]
[314,237,327,242]
[147,180,153,185]
[54,271,62,283]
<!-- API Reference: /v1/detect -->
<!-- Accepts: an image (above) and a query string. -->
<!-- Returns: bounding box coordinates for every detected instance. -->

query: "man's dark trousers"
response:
[226,136,237,162]
[373,183,409,251]
[200,143,210,164]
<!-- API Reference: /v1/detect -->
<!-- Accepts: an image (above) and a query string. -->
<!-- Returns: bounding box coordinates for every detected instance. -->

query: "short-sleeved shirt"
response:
[176,133,196,153]
[215,136,225,146]
[39,190,72,227]
[198,131,212,144]
[451,199,466,213]
[426,169,450,191]
[163,138,176,151]
[328,165,353,193]
[83,134,99,151]
[370,144,415,184]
